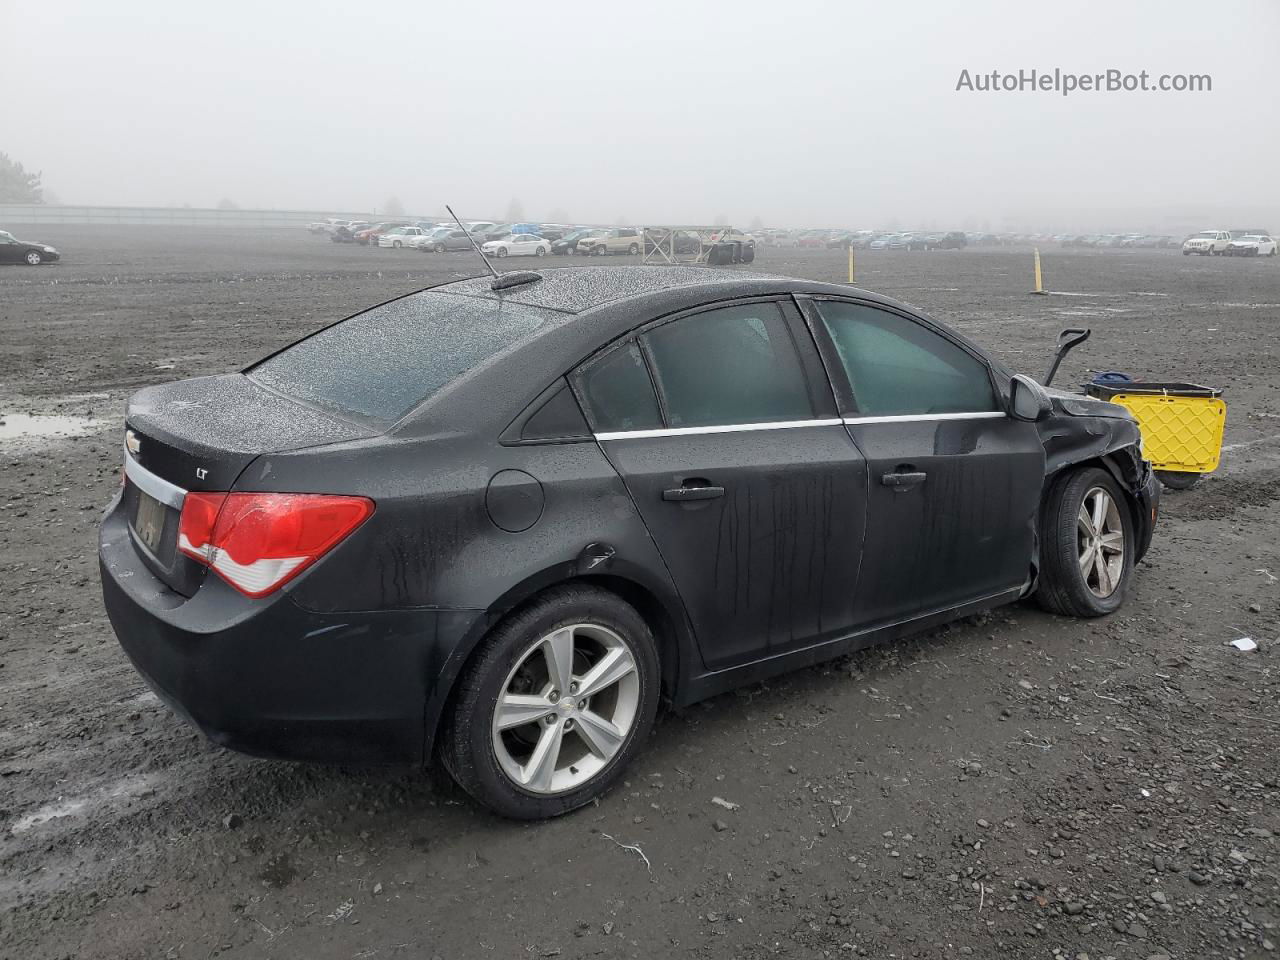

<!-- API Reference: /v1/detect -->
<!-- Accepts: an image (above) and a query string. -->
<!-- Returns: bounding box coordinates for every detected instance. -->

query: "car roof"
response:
[393,266,1000,438]
[434,265,892,315]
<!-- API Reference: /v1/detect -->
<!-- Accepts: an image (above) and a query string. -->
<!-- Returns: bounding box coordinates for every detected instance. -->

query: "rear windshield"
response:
[248,291,552,425]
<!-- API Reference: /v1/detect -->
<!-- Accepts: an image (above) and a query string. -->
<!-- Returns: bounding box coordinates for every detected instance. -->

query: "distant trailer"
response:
[642,225,756,265]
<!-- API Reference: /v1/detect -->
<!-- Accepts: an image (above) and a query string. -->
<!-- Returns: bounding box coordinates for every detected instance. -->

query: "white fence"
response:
[0,205,376,227]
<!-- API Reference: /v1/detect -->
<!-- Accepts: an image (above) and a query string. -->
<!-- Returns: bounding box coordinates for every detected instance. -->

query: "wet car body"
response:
[100,266,1158,770]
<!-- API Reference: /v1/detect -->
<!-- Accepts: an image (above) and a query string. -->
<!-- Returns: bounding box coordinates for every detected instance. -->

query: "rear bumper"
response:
[99,501,482,764]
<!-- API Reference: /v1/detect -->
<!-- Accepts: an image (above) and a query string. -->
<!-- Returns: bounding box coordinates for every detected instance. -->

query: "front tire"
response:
[628,243,639,255]
[496,247,508,258]
[536,246,547,257]
[441,585,660,819]
[24,250,42,265]
[1036,467,1134,618]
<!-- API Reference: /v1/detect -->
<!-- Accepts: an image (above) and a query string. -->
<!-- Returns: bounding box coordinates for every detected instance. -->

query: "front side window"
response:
[642,303,813,428]
[573,341,662,432]
[815,301,997,416]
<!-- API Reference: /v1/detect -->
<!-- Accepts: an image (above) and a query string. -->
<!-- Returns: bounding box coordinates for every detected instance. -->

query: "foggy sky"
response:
[4,0,1278,231]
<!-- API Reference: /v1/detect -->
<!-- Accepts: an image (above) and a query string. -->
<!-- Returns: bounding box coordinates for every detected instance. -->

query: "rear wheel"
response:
[628,243,639,255]
[536,246,547,257]
[496,247,508,258]
[594,245,606,256]
[435,243,446,253]
[24,250,41,265]
[441,585,660,819]
[1036,467,1133,617]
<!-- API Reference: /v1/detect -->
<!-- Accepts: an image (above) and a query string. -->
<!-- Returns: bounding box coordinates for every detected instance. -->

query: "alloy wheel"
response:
[491,623,640,795]
[1077,487,1125,598]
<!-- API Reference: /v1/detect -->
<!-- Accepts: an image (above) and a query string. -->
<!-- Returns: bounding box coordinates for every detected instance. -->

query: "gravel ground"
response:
[1,227,1278,960]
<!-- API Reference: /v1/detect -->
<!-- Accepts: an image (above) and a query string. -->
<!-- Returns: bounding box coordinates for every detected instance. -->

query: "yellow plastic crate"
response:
[1106,391,1227,474]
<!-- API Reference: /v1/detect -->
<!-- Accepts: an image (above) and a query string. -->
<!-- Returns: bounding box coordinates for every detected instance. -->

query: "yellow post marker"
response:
[847,245,856,284]
[1030,247,1048,295]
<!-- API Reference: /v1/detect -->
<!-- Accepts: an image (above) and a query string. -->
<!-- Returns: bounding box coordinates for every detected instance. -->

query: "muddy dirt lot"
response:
[1,227,1278,960]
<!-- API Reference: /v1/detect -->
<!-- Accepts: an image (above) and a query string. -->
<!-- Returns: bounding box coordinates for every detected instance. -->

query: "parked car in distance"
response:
[480,233,551,258]
[1182,230,1232,256]
[0,229,60,265]
[355,222,409,246]
[378,226,429,248]
[1224,234,1277,257]
[420,228,475,253]
[101,265,1159,819]
[552,229,605,255]
[331,221,371,243]
[577,228,643,257]
[704,229,756,264]
[935,231,967,249]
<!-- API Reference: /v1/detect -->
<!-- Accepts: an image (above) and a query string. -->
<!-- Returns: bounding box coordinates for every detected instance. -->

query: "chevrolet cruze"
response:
[100,266,1158,818]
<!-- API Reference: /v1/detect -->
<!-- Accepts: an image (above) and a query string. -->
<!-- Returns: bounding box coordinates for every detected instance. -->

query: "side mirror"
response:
[1009,374,1052,422]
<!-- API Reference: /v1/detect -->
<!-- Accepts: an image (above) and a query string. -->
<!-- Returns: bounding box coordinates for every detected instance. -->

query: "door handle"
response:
[663,481,725,502]
[881,470,927,489]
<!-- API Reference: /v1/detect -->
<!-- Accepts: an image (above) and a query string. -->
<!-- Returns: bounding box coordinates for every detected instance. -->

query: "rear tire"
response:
[24,250,41,265]
[1035,467,1134,618]
[628,243,639,255]
[440,585,660,820]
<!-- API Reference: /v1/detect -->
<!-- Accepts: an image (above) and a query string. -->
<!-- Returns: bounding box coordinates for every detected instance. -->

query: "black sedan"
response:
[0,229,60,264]
[100,267,1158,819]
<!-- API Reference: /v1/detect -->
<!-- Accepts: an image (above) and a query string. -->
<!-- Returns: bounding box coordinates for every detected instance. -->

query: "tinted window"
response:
[643,303,813,427]
[573,341,662,432]
[249,292,553,425]
[521,381,591,441]
[816,301,996,416]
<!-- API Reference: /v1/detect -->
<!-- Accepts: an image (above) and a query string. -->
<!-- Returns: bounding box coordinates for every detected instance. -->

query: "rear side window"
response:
[643,303,813,427]
[816,301,996,416]
[573,341,662,432]
[249,292,552,425]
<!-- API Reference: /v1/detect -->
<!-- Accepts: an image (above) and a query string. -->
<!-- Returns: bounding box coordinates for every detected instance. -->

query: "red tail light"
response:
[178,492,374,598]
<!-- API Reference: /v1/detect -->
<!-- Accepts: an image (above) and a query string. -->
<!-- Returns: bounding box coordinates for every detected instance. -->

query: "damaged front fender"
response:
[1036,392,1159,564]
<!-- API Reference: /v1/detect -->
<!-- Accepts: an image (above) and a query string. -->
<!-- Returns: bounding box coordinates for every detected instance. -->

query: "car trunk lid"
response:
[121,373,377,596]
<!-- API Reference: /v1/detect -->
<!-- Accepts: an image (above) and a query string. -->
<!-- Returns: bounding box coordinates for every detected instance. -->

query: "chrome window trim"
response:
[595,418,843,441]
[123,448,187,509]
[594,411,1006,440]
[843,411,1007,425]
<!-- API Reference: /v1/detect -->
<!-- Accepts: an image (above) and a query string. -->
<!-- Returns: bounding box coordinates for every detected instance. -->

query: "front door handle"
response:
[663,481,725,502]
[881,470,927,489]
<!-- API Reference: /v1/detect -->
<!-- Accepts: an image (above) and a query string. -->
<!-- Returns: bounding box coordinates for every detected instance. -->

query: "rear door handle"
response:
[663,482,725,502]
[881,470,927,489]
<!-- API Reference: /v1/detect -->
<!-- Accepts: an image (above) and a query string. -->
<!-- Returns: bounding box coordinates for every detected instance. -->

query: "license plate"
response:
[132,489,168,555]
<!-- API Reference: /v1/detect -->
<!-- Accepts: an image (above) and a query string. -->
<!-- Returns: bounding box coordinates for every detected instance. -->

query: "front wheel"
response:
[441,585,660,819]
[1155,470,1200,491]
[627,243,639,255]
[1036,467,1134,617]
[496,247,508,258]
[24,250,42,265]
[594,246,606,256]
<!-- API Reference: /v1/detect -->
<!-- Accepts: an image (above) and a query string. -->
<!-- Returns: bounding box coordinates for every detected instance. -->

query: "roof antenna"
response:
[446,205,498,279]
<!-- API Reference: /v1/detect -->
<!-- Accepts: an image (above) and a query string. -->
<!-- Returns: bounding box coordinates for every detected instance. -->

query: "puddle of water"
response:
[0,413,107,443]
[9,773,162,836]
